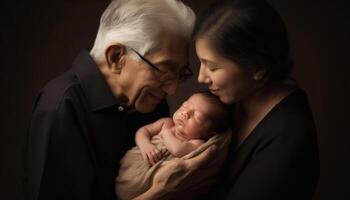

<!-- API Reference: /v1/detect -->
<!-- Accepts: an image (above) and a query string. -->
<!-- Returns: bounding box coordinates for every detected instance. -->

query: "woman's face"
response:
[195,37,257,104]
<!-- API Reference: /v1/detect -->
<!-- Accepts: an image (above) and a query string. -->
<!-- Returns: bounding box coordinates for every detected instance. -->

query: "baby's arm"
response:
[135,118,173,165]
[161,129,204,157]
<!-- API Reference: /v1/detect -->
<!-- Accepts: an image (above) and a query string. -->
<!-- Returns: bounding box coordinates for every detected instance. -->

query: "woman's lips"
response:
[209,88,219,94]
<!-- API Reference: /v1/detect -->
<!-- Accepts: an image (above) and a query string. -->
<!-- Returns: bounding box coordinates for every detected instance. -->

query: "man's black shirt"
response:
[25,50,169,200]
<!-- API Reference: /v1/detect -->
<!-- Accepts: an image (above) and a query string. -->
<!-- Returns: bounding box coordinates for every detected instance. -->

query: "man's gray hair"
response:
[90,0,196,64]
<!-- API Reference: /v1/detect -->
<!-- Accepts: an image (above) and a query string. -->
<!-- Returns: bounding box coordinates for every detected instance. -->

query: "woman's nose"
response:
[197,65,211,85]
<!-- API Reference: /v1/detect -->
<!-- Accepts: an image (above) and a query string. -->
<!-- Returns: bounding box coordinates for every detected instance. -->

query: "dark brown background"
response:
[1,0,349,199]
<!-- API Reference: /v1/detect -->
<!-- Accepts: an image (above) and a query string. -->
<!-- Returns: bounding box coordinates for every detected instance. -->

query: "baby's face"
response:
[172,94,214,140]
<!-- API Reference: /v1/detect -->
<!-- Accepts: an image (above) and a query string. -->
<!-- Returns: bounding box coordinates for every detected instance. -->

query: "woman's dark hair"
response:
[195,0,293,82]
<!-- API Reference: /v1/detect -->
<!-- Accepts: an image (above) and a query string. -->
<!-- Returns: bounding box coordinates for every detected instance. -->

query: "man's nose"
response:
[161,81,178,96]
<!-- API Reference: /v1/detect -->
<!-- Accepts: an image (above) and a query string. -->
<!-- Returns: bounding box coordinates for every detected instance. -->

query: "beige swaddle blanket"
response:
[116,130,231,200]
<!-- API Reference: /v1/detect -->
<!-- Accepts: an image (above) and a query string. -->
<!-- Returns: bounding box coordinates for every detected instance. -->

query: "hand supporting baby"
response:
[133,144,227,200]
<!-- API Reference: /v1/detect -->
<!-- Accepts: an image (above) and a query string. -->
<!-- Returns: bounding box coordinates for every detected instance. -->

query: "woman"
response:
[134,1,319,199]
[194,0,320,199]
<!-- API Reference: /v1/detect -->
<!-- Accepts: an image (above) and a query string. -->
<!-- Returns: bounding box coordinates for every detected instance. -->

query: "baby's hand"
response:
[139,143,163,166]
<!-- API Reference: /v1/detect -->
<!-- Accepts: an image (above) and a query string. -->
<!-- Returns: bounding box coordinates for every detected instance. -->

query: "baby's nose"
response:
[180,112,189,119]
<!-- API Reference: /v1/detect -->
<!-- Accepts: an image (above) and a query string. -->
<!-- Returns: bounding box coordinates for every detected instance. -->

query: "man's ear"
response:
[253,66,267,81]
[105,44,127,74]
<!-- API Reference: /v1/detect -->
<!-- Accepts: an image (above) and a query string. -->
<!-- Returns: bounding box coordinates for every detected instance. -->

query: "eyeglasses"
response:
[128,47,193,84]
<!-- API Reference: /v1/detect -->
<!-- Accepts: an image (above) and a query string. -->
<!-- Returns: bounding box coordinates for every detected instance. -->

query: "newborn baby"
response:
[116,92,230,200]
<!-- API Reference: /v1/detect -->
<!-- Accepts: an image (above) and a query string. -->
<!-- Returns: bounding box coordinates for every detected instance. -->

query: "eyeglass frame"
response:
[128,47,193,84]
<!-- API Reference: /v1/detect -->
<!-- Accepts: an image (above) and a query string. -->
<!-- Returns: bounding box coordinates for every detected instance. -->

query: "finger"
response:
[141,152,148,161]
[150,151,158,163]
[146,153,152,166]
[162,149,170,157]
[157,152,163,161]
[160,148,166,155]
[154,149,162,160]
[147,153,155,166]
[185,145,218,171]
[150,153,157,165]
[151,150,160,163]
[151,151,159,165]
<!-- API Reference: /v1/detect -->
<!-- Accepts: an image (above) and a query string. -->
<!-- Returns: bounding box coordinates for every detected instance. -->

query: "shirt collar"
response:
[72,49,128,112]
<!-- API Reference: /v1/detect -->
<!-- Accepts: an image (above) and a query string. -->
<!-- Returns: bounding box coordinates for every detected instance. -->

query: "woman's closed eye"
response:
[207,64,219,71]
[202,60,219,71]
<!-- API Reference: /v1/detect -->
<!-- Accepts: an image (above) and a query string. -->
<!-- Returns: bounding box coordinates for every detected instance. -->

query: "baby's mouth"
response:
[175,118,185,127]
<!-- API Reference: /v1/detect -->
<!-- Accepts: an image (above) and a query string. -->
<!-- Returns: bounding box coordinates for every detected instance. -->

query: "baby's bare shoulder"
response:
[156,117,174,129]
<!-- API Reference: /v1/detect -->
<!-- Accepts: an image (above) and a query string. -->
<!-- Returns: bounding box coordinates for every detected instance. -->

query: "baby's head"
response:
[173,92,229,140]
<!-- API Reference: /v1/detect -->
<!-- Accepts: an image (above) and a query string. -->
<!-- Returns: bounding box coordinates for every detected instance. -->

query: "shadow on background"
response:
[0,0,349,199]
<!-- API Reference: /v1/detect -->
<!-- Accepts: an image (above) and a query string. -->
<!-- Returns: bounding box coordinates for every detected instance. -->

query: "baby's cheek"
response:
[173,111,178,119]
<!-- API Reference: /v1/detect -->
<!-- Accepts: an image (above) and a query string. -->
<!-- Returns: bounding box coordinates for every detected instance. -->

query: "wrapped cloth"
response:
[116,130,231,200]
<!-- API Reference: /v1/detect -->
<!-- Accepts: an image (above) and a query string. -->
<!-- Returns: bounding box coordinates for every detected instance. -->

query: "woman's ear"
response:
[253,66,267,81]
[105,44,127,74]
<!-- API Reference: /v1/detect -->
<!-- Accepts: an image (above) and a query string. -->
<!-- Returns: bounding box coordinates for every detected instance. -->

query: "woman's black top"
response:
[207,89,320,200]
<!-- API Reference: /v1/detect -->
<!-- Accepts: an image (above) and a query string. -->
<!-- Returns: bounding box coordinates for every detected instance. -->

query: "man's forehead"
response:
[160,30,188,45]
[147,49,188,69]
[157,32,189,54]
[151,40,188,57]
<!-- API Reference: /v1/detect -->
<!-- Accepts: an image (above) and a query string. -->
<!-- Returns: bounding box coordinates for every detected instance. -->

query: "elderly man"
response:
[25,1,221,200]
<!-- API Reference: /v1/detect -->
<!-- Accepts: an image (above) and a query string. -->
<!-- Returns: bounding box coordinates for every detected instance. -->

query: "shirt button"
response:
[118,106,125,112]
